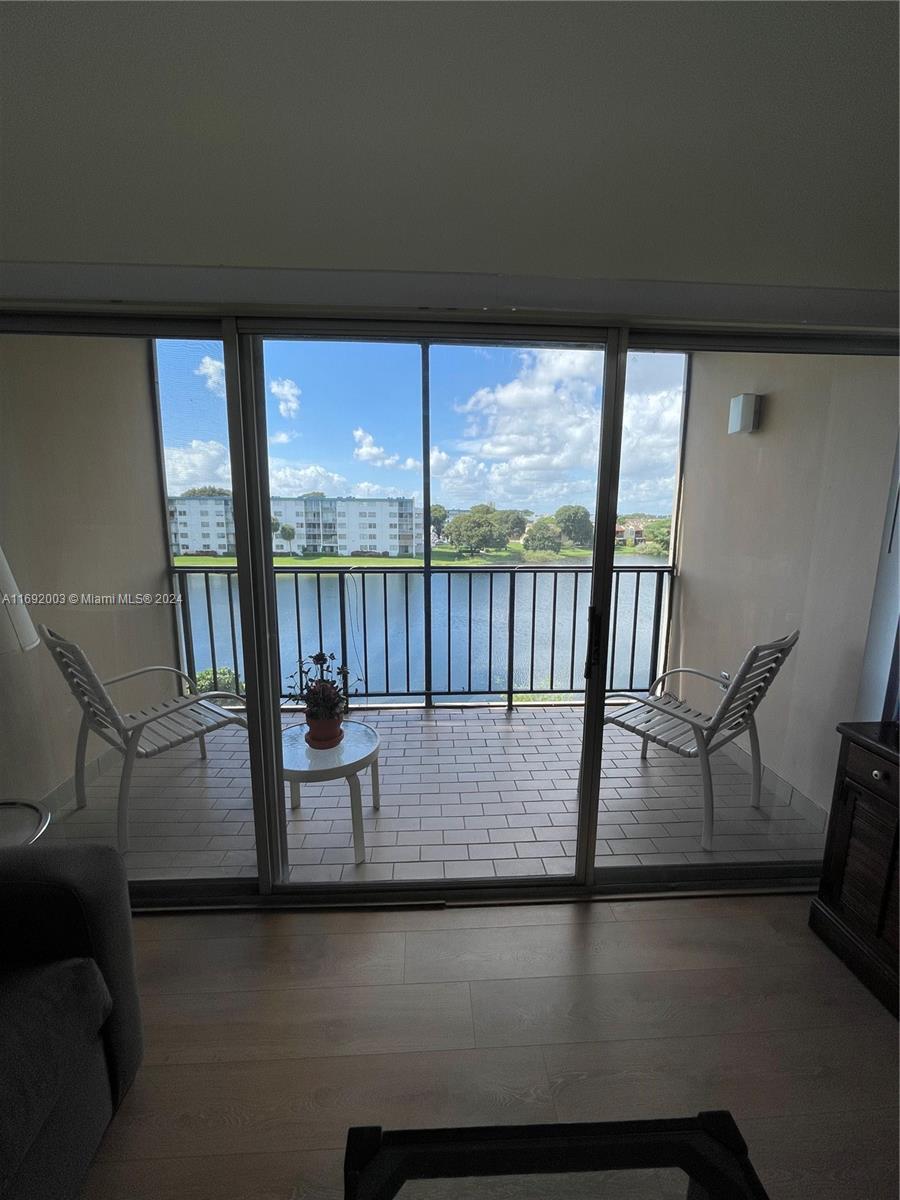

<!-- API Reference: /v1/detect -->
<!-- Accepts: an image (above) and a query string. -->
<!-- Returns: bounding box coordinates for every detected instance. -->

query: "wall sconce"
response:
[728,393,762,434]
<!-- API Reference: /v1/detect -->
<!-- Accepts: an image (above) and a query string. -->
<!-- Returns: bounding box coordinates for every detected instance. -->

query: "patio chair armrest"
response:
[604,691,647,705]
[198,690,247,708]
[103,665,198,693]
[648,667,727,696]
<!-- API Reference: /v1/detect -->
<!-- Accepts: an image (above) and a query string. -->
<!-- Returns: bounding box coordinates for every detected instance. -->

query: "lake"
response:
[177,555,670,702]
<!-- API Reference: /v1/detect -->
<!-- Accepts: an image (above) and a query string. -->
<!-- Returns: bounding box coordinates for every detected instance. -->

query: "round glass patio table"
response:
[281,721,380,865]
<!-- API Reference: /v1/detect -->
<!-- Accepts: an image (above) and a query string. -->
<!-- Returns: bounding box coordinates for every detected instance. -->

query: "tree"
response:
[522,517,563,553]
[301,491,325,498]
[640,539,668,558]
[460,501,511,549]
[430,504,449,538]
[270,516,280,538]
[484,517,509,550]
[446,512,504,556]
[279,523,296,554]
[494,509,530,540]
[554,505,593,545]
[181,486,231,497]
[643,518,671,553]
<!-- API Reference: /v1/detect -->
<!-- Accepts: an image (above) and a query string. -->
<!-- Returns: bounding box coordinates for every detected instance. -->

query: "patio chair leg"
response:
[117,734,139,854]
[697,739,715,852]
[75,714,90,809]
[748,716,762,809]
[198,733,207,760]
[640,735,649,760]
[371,757,380,811]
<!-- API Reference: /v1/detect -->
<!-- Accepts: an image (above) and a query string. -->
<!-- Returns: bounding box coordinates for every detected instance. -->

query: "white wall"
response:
[0,335,178,805]
[671,353,898,812]
[0,3,896,292]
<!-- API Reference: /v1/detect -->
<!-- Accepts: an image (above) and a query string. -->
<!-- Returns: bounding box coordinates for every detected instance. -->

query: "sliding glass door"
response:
[425,343,606,884]
[235,329,615,891]
[589,344,897,882]
[592,350,687,875]
[5,314,894,901]
[258,337,426,884]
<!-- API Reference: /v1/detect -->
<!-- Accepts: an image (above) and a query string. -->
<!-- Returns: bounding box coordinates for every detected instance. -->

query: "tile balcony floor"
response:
[47,705,827,882]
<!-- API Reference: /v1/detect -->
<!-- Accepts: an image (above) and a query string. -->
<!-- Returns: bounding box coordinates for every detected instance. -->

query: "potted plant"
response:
[287,651,353,749]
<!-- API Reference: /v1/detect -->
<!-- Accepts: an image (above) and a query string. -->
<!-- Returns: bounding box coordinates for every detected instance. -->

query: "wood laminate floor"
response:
[79,895,898,1200]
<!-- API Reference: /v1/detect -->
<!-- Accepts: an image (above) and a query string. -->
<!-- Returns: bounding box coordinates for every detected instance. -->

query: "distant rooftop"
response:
[171,493,419,503]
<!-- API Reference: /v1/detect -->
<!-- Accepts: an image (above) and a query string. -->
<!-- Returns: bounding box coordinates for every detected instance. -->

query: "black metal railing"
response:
[172,564,673,706]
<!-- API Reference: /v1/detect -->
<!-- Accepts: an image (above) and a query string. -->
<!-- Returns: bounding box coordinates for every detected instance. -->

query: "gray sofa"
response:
[0,844,143,1200]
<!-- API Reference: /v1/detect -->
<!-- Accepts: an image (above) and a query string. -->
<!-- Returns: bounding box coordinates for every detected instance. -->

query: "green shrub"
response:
[194,667,242,693]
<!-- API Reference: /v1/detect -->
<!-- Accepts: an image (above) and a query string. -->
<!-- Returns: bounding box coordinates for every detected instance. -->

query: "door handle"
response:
[584,605,601,679]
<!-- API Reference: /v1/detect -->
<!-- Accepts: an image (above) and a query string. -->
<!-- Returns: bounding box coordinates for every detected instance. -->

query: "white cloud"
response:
[430,348,683,515]
[617,385,682,513]
[270,377,301,418]
[269,430,297,445]
[165,441,430,512]
[164,440,351,499]
[432,348,603,510]
[457,348,601,470]
[351,482,423,504]
[351,481,392,498]
[267,459,346,495]
[171,352,682,516]
[430,446,451,475]
[164,439,232,492]
[352,427,419,470]
[195,356,226,397]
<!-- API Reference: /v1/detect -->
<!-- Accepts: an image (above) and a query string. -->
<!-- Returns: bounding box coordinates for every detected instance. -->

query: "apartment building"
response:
[168,494,424,556]
[272,495,424,556]
[167,494,235,555]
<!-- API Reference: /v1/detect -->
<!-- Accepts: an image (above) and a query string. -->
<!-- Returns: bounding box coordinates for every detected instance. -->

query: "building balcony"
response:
[46,704,824,882]
[45,562,826,881]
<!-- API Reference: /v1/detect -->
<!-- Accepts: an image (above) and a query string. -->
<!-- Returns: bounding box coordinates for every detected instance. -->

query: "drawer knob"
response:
[872,769,886,782]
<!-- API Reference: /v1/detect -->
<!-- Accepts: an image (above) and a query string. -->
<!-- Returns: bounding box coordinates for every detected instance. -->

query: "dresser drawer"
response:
[846,742,897,803]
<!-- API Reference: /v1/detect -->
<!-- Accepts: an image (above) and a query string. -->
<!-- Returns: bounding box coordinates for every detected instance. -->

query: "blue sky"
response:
[158,340,685,515]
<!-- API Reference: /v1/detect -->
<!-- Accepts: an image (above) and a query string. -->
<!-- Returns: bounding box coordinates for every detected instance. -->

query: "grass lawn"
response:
[173,543,597,569]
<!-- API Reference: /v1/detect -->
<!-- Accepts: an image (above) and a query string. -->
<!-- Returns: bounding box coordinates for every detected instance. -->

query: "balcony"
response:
[45,564,827,881]
[46,704,825,882]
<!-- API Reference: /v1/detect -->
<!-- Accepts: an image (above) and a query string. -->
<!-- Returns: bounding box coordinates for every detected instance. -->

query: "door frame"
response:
[2,309,892,906]
[237,321,617,892]
[574,327,628,884]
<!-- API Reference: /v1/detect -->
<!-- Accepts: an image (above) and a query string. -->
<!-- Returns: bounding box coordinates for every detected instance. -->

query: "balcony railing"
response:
[172,564,673,706]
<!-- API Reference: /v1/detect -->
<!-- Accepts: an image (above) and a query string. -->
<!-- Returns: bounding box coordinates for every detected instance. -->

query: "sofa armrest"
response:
[0,843,143,1107]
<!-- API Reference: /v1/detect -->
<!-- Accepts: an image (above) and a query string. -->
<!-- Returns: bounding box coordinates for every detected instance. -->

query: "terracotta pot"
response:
[305,715,344,749]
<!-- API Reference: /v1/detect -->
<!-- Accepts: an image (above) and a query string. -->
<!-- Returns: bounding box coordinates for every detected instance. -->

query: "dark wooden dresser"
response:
[809,721,898,1015]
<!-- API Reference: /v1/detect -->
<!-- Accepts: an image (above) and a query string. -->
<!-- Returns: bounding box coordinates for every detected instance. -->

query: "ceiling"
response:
[0,2,897,293]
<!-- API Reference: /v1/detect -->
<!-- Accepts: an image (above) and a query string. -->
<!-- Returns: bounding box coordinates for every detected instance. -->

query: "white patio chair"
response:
[604,631,799,850]
[39,625,247,853]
